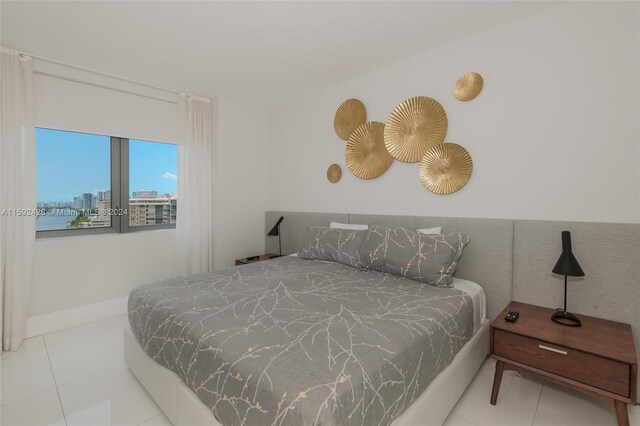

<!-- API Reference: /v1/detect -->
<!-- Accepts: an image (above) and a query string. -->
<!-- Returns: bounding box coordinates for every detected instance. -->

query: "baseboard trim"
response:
[26,296,129,338]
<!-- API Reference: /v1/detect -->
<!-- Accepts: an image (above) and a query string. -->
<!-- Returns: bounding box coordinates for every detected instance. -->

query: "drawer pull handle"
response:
[538,345,567,355]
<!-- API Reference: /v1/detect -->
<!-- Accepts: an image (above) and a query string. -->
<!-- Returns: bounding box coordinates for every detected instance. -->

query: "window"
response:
[36,128,177,237]
[36,129,113,233]
[127,140,178,228]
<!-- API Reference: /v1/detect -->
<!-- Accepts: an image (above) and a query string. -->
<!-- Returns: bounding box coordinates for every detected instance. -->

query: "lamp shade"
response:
[552,231,585,277]
[267,216,284,236]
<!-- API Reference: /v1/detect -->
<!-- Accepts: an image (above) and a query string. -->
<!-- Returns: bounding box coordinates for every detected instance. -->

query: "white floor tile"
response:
[0,388,66,426]
[138,414,172,426]
[452,358,543,426]
[443,413,478,426]
[533,381,623,426]
[45,315,129,385]
[1,336,46,360]
[58,364,160,426]
[1,349,56,406]
[1,316,637,426]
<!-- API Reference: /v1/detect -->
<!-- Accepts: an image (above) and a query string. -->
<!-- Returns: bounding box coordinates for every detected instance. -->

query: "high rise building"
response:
[96,199,110,217]
[129,196,177,226]
[170,197,177,223]
[82,193,93,210]
[97,190,110,201]
[88,198,111,227]
[132,190,158,199]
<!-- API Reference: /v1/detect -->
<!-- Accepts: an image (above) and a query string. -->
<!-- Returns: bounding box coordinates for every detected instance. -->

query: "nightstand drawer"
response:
[494,330,630,397]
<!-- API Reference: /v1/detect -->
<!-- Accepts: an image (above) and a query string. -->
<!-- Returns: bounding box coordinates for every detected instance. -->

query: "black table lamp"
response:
[551,230,585,327]
[267,216,284,257]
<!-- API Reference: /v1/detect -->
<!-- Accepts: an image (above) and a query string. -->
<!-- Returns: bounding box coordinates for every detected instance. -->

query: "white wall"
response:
[30,64,180,316]
[31,231,178,316]
[212,97,271,269]
[30,63,273,317]
[25,1,640,318]
[34,63,177,143]
[269,2,640,224]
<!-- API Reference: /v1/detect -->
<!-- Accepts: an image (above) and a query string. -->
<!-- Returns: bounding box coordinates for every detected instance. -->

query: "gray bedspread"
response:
[128,256,473,426]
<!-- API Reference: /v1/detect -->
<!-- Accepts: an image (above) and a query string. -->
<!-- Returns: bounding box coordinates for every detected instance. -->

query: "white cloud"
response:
[162,172,177,180]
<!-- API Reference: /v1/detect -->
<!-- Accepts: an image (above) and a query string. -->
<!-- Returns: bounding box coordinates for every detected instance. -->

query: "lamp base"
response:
[551,309,582,327]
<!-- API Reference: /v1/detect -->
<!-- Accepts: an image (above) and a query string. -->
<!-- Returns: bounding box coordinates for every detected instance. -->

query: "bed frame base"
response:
[124,321,489,426]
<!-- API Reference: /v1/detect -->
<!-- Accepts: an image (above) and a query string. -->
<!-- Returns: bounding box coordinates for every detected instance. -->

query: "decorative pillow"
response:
[359,225,469,287]
[329,221,369,230]
[298,226,368,269]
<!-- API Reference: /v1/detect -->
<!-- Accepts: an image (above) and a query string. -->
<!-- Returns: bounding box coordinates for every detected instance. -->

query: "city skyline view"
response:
[36,128,178,203]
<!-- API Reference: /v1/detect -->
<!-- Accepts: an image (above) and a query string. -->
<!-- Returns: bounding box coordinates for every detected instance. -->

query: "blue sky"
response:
[36,128,177,202]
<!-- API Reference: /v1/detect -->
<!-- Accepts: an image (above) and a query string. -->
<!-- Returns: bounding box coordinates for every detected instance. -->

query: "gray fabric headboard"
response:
[265,211,514,320]
[512,219,640,373]
[266,211,640,400]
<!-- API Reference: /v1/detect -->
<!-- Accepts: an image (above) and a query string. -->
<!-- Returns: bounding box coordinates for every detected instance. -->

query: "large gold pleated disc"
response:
[327,164,342,183]
[454,72,483,101]
[334,99,367,140]
[384,96,448,163]
[346,121,393,180]
[419,143,473,195]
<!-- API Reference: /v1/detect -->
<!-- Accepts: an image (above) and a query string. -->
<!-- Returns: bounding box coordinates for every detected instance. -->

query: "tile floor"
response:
[0,314,638,426]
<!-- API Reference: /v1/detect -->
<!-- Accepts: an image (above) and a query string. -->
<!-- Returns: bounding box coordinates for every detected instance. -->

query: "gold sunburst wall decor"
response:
[384,96,448,163]
[454,72,484,101]
[334,99,367,140]
[419,143,473,195]
[346,121,393,180]
[326,164,342,183]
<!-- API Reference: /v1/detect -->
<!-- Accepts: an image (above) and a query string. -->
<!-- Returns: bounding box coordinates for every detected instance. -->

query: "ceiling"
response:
[1,1,555,106]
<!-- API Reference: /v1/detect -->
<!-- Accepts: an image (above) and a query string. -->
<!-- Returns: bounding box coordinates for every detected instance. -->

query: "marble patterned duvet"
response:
[128,256,473,426]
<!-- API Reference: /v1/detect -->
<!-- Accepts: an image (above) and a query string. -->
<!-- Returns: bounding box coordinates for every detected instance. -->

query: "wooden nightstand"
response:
[490,301,637,426]
[234,253,280,266]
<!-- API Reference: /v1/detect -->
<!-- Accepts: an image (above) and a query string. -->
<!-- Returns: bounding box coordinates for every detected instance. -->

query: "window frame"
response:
[119,138,176,233]
[36,130,177,239]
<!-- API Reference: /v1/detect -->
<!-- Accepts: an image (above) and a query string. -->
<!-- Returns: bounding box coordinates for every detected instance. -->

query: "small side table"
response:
[235,253,280,266]
[490,301,637,426]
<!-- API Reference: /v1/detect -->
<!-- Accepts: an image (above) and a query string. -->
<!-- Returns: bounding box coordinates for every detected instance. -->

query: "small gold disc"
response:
[454,72,483,101]
[327,164,342,183]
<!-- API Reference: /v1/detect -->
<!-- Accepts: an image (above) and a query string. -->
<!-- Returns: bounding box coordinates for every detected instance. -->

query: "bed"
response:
[125,253,489,426]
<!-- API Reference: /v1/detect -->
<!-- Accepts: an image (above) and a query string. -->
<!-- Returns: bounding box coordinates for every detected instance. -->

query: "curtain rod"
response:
[34,70,179,105]
[6,46,211,103]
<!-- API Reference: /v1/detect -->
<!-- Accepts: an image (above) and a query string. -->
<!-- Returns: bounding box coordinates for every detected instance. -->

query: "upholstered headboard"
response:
[266,211,640,400]
[265,211,514,320]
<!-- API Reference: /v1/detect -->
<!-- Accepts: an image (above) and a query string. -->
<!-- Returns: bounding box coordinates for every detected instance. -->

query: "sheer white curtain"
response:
[177,95,213,275]
[0,48,36,351]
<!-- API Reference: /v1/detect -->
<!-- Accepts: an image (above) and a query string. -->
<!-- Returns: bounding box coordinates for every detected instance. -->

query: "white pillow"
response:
[417,226,442,235]
[329,221,369,230]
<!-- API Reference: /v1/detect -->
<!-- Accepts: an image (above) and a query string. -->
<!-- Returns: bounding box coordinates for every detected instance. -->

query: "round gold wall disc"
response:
[454,72,483,101]
[346,121,393,179]
[327,164,342,183]
[334,99,367,140]
[384,96,448,163]
[419,143,472,195]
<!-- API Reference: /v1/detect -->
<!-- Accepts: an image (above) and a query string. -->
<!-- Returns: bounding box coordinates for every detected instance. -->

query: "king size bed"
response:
[124,215,503,426]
